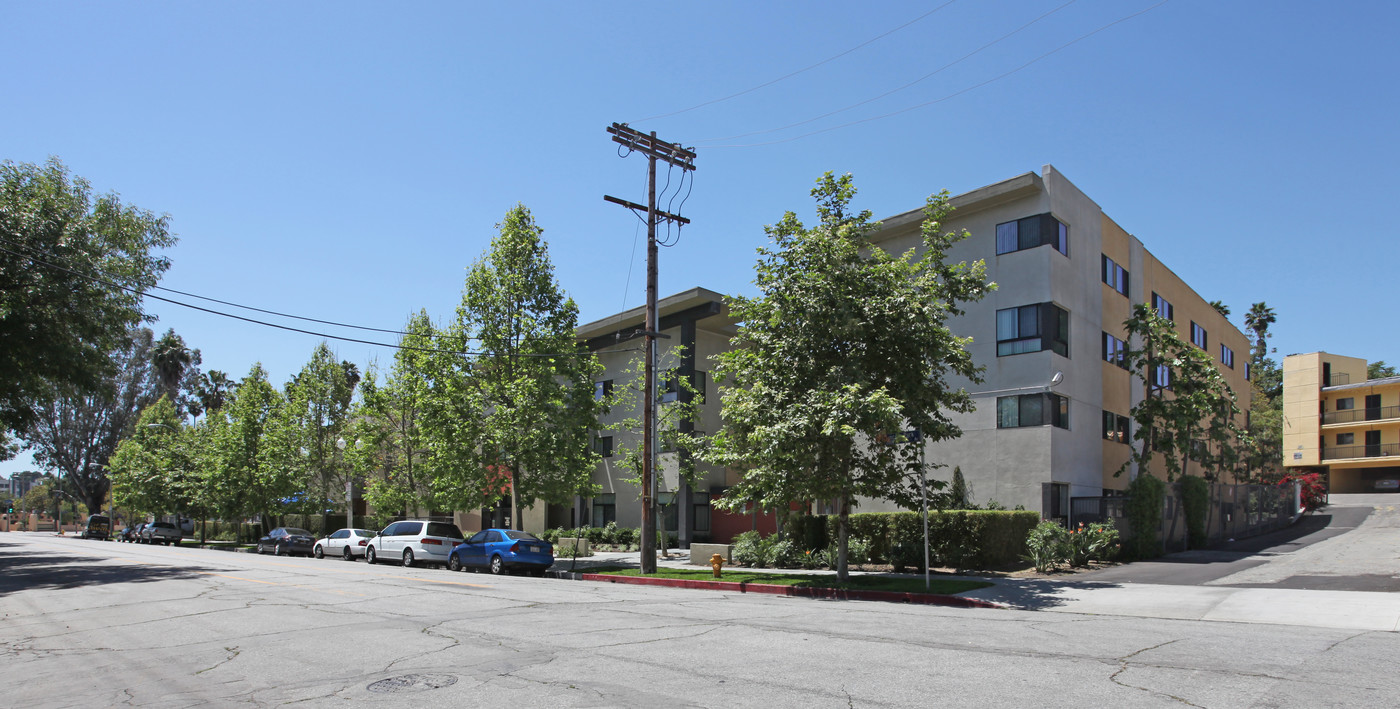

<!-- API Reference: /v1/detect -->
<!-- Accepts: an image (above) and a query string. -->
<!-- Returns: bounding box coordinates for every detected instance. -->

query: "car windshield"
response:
[285,529,313,537]
[353,529,375,537]
[503,530,541,542]
[426,523,464,539]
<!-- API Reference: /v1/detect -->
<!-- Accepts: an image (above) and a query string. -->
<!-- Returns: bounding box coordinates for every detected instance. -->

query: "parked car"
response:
[257,528,316,556]
[80,514,111,541]
[314,528,377,560]
[449,528,554,576]
[123,523,145,542]
[365,520,465,567]
[144,521,182,545]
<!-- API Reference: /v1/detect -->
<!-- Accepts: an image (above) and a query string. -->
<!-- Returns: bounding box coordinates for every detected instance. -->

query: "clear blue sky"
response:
[4,1,1397,476]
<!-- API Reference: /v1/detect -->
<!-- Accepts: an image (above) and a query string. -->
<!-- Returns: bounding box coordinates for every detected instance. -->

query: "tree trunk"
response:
[836,497,850,582]
[509,466,520,531]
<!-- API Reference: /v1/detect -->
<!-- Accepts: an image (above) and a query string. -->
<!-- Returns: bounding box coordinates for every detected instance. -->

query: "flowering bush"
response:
[1277,472,1327,511]
[1025,521,1070,573]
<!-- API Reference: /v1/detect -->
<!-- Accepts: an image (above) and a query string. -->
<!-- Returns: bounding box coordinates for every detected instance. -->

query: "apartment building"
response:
[1282,352,1400,492]
[569,166,1250,542]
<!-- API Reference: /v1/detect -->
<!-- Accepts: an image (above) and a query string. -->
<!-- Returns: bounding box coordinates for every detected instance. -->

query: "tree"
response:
[25,327,160,513]
[705,173,992,580]
[152,329,195,410]
[1369,361,1398,380]
[109,396,201,518]
[947,466,972,510]
[1208,300,1230,318]
[349,311,441,517]
[1243,302,1277,368]
[0,158,175,436]
[191,369,233,420]
[455,205,603,530]
[278,343,359,530]
[1119,303,1247,483]
[207,364,291,538]
[1241,301,1282,480]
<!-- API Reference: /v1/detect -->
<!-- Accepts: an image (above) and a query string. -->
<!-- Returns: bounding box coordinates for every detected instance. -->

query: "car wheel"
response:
[343,546,353,561]
[448,554,462,573]
[313,544,324,559]
[489,555,504,575]
[402,549,415,568]
[366,546,377,565]
[275,543,285,556]
[256,543,264,554]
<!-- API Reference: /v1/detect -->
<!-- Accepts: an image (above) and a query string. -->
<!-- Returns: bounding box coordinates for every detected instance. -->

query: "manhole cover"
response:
[367,674,458,694]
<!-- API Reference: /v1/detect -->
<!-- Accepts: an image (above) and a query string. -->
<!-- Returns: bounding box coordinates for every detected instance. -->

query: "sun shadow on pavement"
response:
[0,543,222,597]
[962,578,1125,611]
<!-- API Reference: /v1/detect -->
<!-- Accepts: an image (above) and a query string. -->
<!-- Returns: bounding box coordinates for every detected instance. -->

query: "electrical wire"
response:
[693,0,1078,145]
[703,0,1171,149]
[630,0,961,123]
[0,242,625,359]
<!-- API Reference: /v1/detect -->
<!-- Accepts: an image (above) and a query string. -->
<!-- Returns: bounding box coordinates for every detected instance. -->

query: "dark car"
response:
[80,514,111,541]
[257,528,316,557]
[448,529,553,576]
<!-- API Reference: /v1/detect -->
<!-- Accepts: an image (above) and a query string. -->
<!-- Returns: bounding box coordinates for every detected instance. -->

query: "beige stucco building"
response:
[1282,352,1400,492]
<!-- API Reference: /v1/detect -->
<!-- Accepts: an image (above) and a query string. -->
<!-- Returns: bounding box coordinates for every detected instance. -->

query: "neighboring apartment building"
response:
[559,166,1250,543]
[1282,352,1400,492]
[9,471,45,500]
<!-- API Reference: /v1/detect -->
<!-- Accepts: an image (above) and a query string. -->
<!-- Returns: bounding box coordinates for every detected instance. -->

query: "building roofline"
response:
[576,286,729,341]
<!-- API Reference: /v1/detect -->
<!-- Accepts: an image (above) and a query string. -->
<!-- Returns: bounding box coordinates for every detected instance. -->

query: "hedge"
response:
[792,510,1040,570]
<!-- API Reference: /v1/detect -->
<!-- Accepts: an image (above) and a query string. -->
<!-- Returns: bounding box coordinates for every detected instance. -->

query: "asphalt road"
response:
[3,532,1399,708]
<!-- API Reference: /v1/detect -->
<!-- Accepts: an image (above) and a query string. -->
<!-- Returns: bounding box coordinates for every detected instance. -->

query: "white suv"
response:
[365,520,465,568]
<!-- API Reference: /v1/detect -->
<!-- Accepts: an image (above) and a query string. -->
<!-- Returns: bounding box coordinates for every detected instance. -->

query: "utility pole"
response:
[604,122,696,574]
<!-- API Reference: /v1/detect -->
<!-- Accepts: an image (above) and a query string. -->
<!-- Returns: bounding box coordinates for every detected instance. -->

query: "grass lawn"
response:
[590,567,992,595]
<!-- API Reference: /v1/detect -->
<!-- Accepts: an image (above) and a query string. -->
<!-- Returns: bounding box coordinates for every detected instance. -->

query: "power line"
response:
[703,0,1171,149]
[693,0,1078,145]
[0,242,622,360]
[630,1,960,123]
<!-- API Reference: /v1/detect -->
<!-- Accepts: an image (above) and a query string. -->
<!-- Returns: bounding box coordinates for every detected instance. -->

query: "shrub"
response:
[769,539,803,569]
[799,548,829,570]
[1276,472,1327,511]
[1179,475,1210,549]
[614,525,636,547]
[1085,521,1120,562]
[1124,473,1166,560]
[732,530,766,567]
[1025,520,1069,573]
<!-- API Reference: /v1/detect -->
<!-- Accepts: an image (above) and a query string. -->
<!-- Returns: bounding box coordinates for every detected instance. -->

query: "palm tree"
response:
[1243,302,1276,364]
[152,330,192,410]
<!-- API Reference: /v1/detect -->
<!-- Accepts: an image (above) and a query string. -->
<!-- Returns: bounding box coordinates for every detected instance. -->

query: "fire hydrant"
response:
[710,553,725,578]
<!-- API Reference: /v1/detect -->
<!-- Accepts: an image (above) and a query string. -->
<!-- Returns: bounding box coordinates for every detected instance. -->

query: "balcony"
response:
[1322,405,1400,425]
[1322,443,1400,461]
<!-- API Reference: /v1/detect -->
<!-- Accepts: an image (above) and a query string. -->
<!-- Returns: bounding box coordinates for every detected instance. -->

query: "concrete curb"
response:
[579,572,1006,609]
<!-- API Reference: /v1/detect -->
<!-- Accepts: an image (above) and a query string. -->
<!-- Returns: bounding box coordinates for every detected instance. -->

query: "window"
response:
[997,393,1069,429]
[1190,322,1208,349]
[1151,292,1174,321]
[1337,433,1355,445]
[1102,332,1128,369]
[1220,344,1235,368]
[660,370,707,404]
[1336,398,1355,410]
[591,494,616,527]
[1102,411,1131,444]
[693,491,711,533]
[1153,364,1172,390]
[996,214,1068,256]
[996,303,1069,357]
[592,435,613,458]
[594,379,612,401]
[1245,362,1252,381]
[1101,255,1129,297]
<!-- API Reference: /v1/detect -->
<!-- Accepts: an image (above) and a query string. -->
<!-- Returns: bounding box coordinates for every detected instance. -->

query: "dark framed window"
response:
[1102,332,1128,369]
[692,492,711,533]
[997,303,1069,357]
[591,494,616,527]
[1220,344,1235,368]
[996,214,1068,256]
[1102,411,1131,444]
[1101,255,1129,297]
[592,435,613,458]
[659,370,707,404]
[1153,364,1172,390]
[1190,322,1208,349]
[1337,433,1355,445]
[1151,292,1174,321]
[1336,398,1354,410]
[1245,362,1252,381]
[997,393,1069,430]
[594,380,613,401]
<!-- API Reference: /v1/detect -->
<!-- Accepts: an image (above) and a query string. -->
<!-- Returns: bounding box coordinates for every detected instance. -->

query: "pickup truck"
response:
[143,521,182,546]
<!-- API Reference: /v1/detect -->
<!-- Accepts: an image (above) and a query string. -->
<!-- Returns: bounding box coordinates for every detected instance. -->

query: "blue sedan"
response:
[448,529,554,576]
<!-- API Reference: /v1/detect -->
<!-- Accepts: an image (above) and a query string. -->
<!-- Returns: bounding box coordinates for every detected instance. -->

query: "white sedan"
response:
[314,528,377,560]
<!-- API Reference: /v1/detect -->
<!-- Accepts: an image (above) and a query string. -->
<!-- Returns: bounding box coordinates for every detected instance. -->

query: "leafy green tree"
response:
[152,329,195,411]
[947,466,972,510]
[1243,302,1277,366]
[109,396,201,518]
[1119,303,1247,483]
[455,205,603,530]
[204,364,288,539]
[0,158,175,436]
[705,173,992,580]
[278,343,359,530]
[349,311,442,517]
[1240,301,1281,480]
[17,475,57,513]
[1369,361,1397,380]
[25,327,160,513]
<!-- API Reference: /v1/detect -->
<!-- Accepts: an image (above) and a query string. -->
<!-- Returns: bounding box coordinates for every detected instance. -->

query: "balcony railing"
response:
[1322,443,1400,460]
[1322,405,1400,425]
[1327,372,1352,387]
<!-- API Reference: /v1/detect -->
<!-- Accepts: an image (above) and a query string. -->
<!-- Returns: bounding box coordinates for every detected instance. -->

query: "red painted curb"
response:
[579,573,1005,609]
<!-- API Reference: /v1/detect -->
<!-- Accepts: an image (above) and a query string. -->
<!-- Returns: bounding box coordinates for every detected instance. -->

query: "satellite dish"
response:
[1050,371,1064,386]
